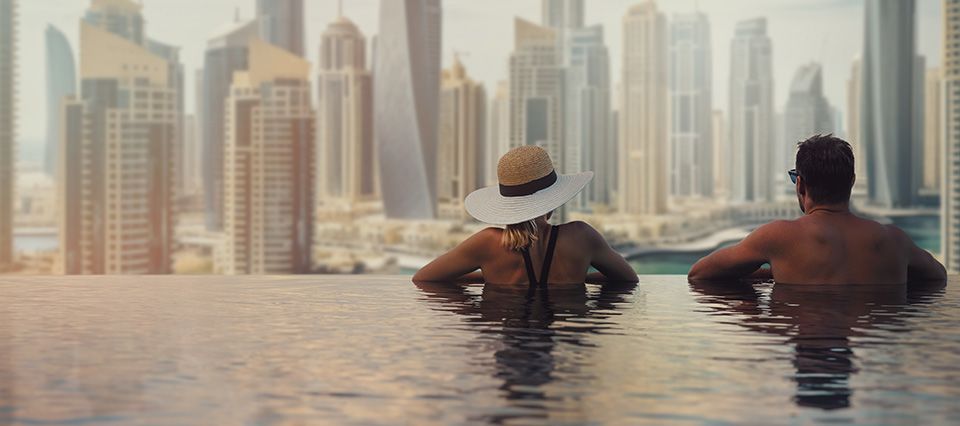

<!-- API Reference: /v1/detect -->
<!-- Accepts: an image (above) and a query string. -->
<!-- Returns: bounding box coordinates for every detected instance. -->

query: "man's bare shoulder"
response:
[751,220,800,237]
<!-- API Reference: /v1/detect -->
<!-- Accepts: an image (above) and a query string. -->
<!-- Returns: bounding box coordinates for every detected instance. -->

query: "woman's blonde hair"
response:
[501,219,539,251]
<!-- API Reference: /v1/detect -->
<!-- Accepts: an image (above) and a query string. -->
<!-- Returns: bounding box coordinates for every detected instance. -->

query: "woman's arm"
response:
[412,229,494,283]
[577,222,639,283]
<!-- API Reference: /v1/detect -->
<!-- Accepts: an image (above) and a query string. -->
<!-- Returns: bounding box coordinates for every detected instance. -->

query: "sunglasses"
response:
[788,169,799,184]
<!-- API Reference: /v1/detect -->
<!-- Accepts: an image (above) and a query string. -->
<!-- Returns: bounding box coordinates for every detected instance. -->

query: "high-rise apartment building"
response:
[221,39,314,274]
[924,67,942,190]
[847,57,867,193]
[542,0,583,30]
[669,12,713,199]
[729,17,775,203]
[45,25,77,177]
[486,81,510,186]
[861,0,923,208]
[712,110,728,198]
[147,38,185,197]
[509,18,564,175]
[620,1,667,215]
[0,0,15,268]
[437,56,486,220]
[564,25,612,209]
[84,0,144,44]
[181,113,200,197]
[375,0,442,220]
[60,21,177,274]
[317,14,377,209]
[942,0,960,272]
[256,0,304,56]
[783,63,834,173]
[202,18,259,231]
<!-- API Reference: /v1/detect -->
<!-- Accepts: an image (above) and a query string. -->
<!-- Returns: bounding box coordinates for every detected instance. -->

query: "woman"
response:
[413,145,638,286]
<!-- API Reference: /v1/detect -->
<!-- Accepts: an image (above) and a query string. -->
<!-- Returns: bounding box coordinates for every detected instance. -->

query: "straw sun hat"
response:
[464,145,593,225]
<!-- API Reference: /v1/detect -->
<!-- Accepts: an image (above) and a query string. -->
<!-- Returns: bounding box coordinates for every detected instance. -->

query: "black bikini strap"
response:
[520,248,539,290]
[539,225,560,288]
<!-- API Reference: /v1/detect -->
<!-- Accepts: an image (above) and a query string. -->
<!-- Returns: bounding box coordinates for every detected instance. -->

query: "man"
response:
[688,134,945,284]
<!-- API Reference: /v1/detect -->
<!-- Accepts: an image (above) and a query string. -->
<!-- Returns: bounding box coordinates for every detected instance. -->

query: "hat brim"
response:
[464,171,594,225]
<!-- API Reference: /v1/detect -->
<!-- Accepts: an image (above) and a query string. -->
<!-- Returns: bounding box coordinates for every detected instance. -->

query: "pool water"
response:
[0,276,957,424]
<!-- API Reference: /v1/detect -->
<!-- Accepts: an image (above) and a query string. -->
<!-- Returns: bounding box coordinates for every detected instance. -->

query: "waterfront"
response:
[12,214,941,275]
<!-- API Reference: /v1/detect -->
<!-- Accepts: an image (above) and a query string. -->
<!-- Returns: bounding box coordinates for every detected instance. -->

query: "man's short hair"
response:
[795,134,855,204]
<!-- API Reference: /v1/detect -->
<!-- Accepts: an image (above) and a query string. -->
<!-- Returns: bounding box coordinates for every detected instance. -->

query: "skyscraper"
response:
[181,113,200,198]
[783,63,834,173]
[83,0,144,44]
[861,0,923,208]
[486,81,509,186]
[729,17,774,203]
[202,18,258,231]
[0,0,15,268]
[562,25,612,210]
[60,20,177,274]
[942,0,960,272]
[221,39,314,274]
[256,0,304,56]
[712,110,729,198]
[669,12,713,199]
[510,18,564,173]
[316,14,376,208]
[924,67,942,190]
[45,25,77,177]
[375,0,442,220]
[542,0,583,30]
[620,1,667,215]
[437,56,486,220]
[147,38,185,197]
[847,57,867,193]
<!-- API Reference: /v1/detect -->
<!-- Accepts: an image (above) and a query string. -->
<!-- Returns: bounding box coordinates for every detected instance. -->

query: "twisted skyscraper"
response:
[374,0,442,219]
[861,0,923,209]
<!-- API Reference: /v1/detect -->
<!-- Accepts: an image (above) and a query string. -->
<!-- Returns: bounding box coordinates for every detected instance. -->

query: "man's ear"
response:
[796,176,807,197]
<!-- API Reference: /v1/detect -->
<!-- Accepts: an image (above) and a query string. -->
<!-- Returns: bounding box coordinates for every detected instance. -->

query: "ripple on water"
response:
[0,275,957,424]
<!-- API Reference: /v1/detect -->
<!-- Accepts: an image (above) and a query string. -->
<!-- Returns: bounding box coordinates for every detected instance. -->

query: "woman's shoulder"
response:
[558,221,604,244]
[559,221,598,234]
[470,227,503,243]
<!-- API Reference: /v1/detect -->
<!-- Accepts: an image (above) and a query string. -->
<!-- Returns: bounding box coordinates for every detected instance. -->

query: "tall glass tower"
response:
[256,0,304,56]
[861,0,922,209]
[45,25,77,177]
[374,0,442,219]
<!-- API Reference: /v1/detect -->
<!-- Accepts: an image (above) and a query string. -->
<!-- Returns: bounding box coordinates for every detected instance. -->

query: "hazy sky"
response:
[14,0,942,158]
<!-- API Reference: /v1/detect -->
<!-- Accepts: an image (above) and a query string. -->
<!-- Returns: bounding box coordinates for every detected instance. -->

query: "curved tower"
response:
[374,0,442,219]
[45,25,77,177]
[861,0,921,208]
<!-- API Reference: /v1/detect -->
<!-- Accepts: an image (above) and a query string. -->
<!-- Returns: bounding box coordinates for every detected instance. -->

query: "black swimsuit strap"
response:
[520,225,560,290]
[520,248,539,291]
[539,226,559,288]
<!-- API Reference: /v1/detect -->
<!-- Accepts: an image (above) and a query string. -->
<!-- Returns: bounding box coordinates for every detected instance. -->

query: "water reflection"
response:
[690,280,946,410]
[415,281,636,423]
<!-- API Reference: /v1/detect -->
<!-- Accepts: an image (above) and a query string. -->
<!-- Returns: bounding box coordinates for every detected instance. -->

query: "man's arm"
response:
[688,222,783,281]
[891,226,947,282]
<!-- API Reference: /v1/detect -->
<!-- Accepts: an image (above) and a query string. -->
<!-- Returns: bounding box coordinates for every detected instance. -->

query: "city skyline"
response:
[12,0,943,151]
[0,0,950,275]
